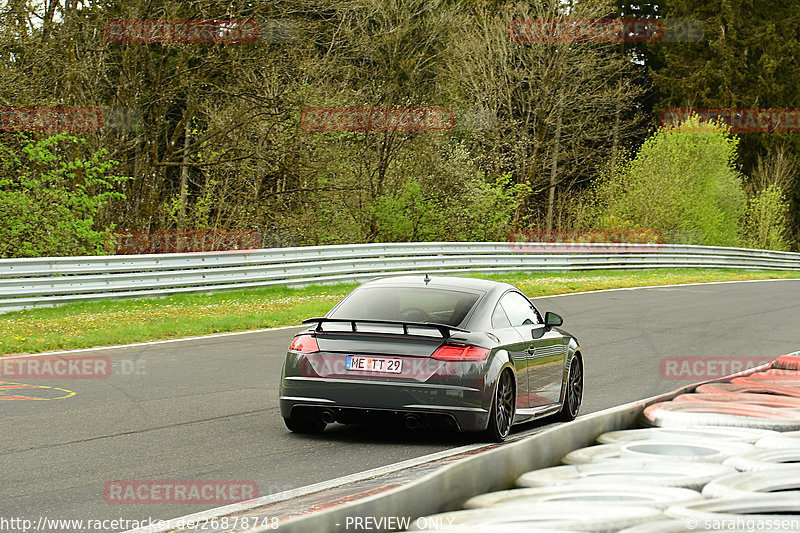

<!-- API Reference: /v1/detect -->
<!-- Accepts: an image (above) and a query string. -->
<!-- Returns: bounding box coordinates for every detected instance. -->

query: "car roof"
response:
[358,274,515,294]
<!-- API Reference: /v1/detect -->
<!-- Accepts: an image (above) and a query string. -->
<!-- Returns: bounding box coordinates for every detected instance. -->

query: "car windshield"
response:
[328,287,482,327]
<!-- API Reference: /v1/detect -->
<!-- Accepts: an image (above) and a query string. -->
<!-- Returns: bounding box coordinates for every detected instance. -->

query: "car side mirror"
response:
[545,311,563,328]
[531,324,546,339]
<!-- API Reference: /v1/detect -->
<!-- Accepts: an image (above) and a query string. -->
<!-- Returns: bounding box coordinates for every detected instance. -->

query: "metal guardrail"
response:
[1,242,799,313]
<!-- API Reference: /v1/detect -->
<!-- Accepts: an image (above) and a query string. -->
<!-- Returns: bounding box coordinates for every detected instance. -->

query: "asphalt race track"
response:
[1,279,798,531]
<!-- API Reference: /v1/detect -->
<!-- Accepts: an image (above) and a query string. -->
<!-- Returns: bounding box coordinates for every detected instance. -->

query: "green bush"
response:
[590,116,746,246]
[0,134,129,258]
[277,133,528,245]
[742,184,791,251]
[371,172,525,242]
[368,141,527,242]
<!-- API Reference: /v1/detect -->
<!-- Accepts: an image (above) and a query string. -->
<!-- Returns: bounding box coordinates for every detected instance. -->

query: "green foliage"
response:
[649,0,800,243]
[2,1,798,253]
[371,172,526,242]
[375,144,528,243]
[590,116,746,246]
[371,179,429,241]
[0,134,130,258]
[651,0,800,110]
[742,185,791,251]
[167,178,219,230]
[281,135,529,245]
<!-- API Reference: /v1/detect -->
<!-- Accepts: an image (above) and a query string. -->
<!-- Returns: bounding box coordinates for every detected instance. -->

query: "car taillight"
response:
[431,344,489,361]
[289,335,319,354]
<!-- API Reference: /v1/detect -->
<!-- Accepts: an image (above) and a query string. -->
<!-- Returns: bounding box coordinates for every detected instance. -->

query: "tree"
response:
[648,0,800,246]
[590,115,746,246]
[443,0,648,230]
[1,0,793,254]
[742,184,791,251]
[0,134,129,258]
[740,145,795,251]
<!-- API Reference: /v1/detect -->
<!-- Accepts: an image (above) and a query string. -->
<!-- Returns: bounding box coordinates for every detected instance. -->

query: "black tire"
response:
[283,415,326,434]
[483,369,515,442]
[557,355,583,421]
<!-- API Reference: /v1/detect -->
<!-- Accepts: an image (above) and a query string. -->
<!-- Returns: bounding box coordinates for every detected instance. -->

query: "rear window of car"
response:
[328,287,482,327]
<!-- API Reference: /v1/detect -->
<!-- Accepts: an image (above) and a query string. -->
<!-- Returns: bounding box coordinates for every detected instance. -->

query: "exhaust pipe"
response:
[319,409,336,424]
[404,414,421,430]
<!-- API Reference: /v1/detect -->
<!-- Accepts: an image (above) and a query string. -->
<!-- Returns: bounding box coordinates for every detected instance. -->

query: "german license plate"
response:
[345,355,402,374]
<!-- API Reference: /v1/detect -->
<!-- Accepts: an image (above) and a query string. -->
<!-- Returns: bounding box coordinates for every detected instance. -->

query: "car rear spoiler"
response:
[302,318,469,338]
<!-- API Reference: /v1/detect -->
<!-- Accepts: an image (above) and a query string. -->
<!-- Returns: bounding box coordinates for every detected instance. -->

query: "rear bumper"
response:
[279,376,490,432]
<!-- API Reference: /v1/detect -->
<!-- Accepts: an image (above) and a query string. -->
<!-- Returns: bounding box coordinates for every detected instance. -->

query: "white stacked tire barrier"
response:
[617,519,765,533]
[696,381,800,397]
[408,503,663,532]
[642,401,800,430]
[772,354,800,371]
[597,426,776,444]
[408,352,800,533]
[418,524,582,533]
[665,494,800,524]
[702,467,800,498]
[723,448,800,471]
[462,484,701,510]
[561,441,755,465]
[672,392,800,407]
[754,430,800,449]
[515,461,734,491]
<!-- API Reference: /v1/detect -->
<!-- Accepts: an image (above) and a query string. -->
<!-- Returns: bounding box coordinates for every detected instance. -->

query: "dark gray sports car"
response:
[279,275,583,441]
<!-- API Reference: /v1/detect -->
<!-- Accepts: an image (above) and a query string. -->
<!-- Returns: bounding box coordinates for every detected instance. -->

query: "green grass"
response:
[1,268,797,356]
